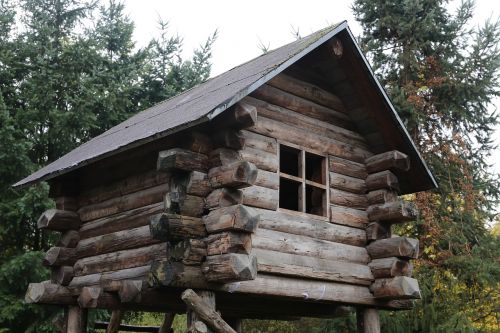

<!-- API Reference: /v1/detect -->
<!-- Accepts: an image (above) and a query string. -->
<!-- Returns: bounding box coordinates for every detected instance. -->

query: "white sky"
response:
[123,0,500,175]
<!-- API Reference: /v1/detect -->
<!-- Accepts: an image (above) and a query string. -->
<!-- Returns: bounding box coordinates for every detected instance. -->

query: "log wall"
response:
[31,71,421,316]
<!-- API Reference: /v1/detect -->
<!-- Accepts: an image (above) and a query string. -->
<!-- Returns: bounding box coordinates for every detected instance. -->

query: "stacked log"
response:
[364,151,421,300]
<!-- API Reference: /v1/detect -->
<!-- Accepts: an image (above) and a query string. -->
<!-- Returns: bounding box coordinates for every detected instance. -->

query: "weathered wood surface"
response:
[202,254,257,282]
[240,186,278,210]
[365,150,410,174]
[51,266,74,285]
[167,239,207,265]
[67,306,87,333]
[209,148,241,168]
[370,277,421,299]
[208,161,258,189]
[106,310,123,333]
[69,265,150,288]
[239,147,278,172]
[239,130,277,154]
[164,192,205,217]
[255,208,366,246]
[73,243,165,276]
[251,84,351,127]
[203,205,260,234]
[158,313,176,333]
[43,247,77,266]
[368,257,413,278]
[366,171,399,192]
[329,155,368,179]
[366,189,398,205]
[187,171,211,197]
[37,209,81,231]
[79,202,163,239]
[25,282,75,304]
[244,96,367,149]
[367,201,418,222]
[206,232,252,256]
[149,260,207,288]
[214,102,257,129]
[78,170,168,207]
[252,228,370,264]
[330,172,367,194]
[78,286,104,308]
[77,225,160,260]
[118,280,144,303]
[213,130,245,150]
[78,184,165,222]
[182,289,237,333]
[357,308,380,333]
[330,204,368,229]
[330,188,368,209]
[367,237,419,259]
[150,213,206,241]
[206,188,242,209]
[182,132,213,155]
[54,196,78,211]
[57,230,80,248]
[253,248,373,285]
[254,169,279,190]
[268,73,345,112]
[249,116,371,163]
[365,222,391,241]
[157,148,208,173]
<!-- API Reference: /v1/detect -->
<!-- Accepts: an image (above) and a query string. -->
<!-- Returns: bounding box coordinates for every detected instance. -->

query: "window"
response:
[278,144,327,217]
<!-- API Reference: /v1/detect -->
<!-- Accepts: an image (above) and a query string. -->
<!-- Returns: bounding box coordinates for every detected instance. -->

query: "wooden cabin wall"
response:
[30,68,420,316]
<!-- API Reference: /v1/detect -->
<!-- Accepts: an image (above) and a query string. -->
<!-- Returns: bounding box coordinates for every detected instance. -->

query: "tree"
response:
[0,0,216,330]
[350,0,500,331]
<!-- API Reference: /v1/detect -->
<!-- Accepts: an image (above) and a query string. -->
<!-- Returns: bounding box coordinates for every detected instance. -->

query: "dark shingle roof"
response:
[15,22,346,187]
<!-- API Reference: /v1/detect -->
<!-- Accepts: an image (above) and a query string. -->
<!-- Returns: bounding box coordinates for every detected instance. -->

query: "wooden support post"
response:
[187,291,216,333]
[158,313,175,333]
[356,308,380,333]
[106,310,123,333]
[67,306,87,333]
[182,289,237,333]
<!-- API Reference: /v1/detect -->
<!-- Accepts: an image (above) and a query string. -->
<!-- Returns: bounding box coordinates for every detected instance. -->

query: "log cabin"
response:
[16,21,437,333]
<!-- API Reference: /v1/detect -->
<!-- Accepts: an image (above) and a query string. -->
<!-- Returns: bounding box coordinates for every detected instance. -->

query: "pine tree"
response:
[350,0,500,331]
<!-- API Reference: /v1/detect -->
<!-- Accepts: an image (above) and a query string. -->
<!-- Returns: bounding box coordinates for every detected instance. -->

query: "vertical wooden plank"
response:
[187,291,216,333]
[323,155,329,218]
[299,150,306,213]
[158,313,175,333]
[67,306,87,333]
[356,308,380,333]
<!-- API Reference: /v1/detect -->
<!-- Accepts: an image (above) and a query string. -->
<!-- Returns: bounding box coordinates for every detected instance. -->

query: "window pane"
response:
[305,184,326,216]
[305,152,325,184]
[280,145,301,177]
[279,177,301,211]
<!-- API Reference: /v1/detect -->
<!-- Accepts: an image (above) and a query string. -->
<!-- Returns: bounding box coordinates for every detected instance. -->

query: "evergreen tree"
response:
[0,0,215,330]
[349,0,500,331]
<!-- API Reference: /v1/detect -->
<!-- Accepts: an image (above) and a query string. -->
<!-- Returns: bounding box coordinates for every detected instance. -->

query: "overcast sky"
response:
[123,0,500,173]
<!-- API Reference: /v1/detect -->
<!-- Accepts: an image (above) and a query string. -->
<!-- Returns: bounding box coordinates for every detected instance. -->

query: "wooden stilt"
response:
[187,291,216,333]
[67,306,87,333]
[356,308,380,333]
[224,318,243,333]
[158,313,175,333]
[182,289,237,333]
[106,310,123,333]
